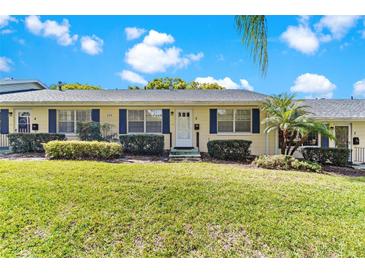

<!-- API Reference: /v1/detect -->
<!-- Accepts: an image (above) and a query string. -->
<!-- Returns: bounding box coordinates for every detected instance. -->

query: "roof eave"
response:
[0,100,265,107]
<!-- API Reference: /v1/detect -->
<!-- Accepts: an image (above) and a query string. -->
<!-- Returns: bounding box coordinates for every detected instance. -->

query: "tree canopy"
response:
[131,77,225,90]
[50,82,102,90]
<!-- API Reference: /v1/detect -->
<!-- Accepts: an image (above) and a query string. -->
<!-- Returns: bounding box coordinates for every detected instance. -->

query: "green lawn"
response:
[0,160,365,258]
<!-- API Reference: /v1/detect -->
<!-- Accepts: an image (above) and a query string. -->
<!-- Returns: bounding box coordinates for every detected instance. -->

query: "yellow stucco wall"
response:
[3,104,275,154]
[7,105,365,160]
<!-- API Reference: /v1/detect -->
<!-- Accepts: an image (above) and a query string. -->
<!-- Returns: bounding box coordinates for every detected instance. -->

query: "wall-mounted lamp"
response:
[170,111,174,116]
[9,112,13,117]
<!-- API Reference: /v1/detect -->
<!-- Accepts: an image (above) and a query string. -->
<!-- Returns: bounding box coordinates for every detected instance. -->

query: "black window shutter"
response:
[48,109,57,133]
[119,109,127,134]
[252,108,260,134]
[162,109,170,134]
[209,109,217,134]
[91,109,100,122]
[321,135,329,148]
[0,109,9,134]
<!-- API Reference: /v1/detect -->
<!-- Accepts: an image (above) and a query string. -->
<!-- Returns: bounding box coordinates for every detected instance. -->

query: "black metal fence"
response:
[353,147,365,163]
[0,134,9,149]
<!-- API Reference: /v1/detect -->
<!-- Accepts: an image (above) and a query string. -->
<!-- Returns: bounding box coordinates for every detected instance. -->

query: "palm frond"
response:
[235,15,268,75]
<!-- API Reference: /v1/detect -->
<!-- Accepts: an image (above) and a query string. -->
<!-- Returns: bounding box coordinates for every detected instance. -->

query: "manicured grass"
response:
[0,160,365,257]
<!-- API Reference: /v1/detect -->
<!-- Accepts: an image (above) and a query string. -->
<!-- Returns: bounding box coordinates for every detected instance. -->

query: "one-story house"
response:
[1,79,365,162]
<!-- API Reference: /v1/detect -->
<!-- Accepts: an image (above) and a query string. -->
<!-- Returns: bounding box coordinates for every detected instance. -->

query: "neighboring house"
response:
[0,79,48,94]
[1,79,365,162]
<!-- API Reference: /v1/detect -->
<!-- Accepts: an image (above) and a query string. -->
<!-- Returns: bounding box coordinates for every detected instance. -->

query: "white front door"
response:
[16,110,31,133]
[175,110,193,147]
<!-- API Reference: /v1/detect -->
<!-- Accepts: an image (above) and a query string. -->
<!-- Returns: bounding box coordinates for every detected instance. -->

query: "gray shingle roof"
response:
[301,99,365,119]
[0,88,268,104]
[1,88,365,119]
[0,79,47,94]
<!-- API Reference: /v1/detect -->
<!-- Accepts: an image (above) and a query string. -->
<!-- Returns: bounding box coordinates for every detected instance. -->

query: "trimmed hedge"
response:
[302,147,350,166]
[8,133,66,153]
[207,140,252,162]
[254,155,322,172]
[44,141,122,160]
[119,134,164,155]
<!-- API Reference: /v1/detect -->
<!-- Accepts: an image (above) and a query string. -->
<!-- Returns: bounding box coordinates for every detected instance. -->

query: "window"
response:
[146,110,162,133]
[278,129,318,148]
[128,110,144,133]
[235,110,251,132]
[303,132,318,146]
[217,109,251,133]
[128,110,162,133]
[57,110,91,133]
[217,109,234,132]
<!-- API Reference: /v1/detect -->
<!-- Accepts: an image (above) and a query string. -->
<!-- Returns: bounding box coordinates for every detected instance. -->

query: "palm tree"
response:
[235,16,268,75]
[262,94,335,155]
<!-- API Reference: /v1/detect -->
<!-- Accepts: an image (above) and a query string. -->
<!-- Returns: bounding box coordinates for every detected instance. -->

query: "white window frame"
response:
[127,109,163,134]
[217,108,252,134]
[57,110,91,134]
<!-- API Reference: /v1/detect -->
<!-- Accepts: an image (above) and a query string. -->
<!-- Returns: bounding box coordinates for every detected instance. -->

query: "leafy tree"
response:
[144,77,225,90]
[128,85,141,90]
[187,81,225,90]
[262,94,334,155]
[235,15,268,75]
[50,82,101,90]
[145,77,188,90]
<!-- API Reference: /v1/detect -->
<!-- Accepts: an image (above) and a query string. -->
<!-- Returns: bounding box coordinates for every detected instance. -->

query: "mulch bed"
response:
[0,152,45,161]
[323,165,365,177]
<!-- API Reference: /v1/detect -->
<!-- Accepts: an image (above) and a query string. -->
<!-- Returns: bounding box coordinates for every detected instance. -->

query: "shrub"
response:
[8,133,66,153]
[77,122,103,141]
[207,140,252,162]
[119,134,164,155]
[302,147,350,166]
[253,155,321,172]
[44,140,122,160]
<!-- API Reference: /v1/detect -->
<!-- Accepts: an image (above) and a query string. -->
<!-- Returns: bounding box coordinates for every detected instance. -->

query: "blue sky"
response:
[1,15,365,98]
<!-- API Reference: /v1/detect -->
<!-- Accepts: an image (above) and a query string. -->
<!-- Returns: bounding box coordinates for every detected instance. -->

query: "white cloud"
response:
[353,79,365,97]
[0,15,17,28]
[240,79,254,91]
[80,35,103,55]
[0,29,13,35]
[125,27,146,40]
[125,30,203,74]
[315,16,360,40]
[194,76,253,90]
[118,70,147,85]
[0,57,13,72]
[281,24,319,55]
[281,16,361,55]
[290,73,336,98]
[25,15,78,46]
[143,30,174,46]
[186,52,204,61]
[25,15,43,34]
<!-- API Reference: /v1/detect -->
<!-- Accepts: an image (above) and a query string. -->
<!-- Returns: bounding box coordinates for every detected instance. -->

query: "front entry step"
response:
[169,147,201,161]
